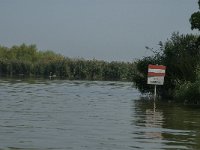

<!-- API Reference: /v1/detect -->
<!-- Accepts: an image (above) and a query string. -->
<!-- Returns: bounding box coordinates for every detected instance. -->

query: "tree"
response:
[132,33,200,99]
[190,0,200,30]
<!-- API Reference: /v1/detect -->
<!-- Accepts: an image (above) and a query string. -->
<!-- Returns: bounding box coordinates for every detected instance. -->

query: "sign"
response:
[147,64,166,85]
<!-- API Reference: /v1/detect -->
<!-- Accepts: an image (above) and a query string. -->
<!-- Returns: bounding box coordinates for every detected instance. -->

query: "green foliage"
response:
[170,1,200,103]
[175,81,200,104]
[0,44,135,81]
[163,33,199,83]
[190,0,200,30]
[190,12,200,30]
[175,67,200,104]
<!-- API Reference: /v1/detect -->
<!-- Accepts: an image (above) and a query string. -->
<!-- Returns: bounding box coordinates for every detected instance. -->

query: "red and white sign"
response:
[147,64,166,85]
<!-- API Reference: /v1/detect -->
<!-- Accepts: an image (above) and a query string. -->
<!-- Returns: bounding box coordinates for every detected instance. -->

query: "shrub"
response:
[175,67,200,104]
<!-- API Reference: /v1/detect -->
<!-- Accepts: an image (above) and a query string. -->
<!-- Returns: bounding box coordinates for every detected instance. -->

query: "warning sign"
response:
[147,65,166,85]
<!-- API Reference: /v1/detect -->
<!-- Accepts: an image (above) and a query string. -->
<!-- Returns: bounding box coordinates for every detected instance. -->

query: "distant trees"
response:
[0,44,136,81]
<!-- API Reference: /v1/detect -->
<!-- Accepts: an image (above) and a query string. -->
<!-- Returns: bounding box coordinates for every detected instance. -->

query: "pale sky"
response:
[0,0,198,62]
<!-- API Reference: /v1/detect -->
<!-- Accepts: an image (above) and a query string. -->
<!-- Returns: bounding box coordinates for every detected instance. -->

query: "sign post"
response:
[154,85,157,101]
[147,64,166,100]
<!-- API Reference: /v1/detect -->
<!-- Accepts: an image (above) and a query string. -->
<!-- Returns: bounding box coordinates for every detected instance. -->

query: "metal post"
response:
[154,85,157,101]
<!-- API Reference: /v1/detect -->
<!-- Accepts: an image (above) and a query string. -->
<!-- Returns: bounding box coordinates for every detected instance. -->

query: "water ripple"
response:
[0,79,200,149]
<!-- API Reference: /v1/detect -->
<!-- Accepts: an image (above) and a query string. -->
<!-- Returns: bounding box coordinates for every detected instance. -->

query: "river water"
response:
[0,79,200,150]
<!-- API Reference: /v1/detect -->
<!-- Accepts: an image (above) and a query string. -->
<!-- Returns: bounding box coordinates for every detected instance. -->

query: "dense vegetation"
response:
[133,0,200,104]
[0,44,135,81]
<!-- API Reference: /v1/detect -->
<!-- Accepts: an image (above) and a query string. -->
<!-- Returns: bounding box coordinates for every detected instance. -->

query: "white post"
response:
[154,85,157,101]
[153,100,156,112]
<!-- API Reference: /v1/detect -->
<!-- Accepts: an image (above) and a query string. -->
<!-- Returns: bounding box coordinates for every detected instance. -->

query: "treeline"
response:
[0,44,136,81]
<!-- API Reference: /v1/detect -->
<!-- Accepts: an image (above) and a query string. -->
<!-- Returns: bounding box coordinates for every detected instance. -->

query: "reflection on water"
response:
[134,100,200,150]
[0,78,200,150]
[144,103,163,139]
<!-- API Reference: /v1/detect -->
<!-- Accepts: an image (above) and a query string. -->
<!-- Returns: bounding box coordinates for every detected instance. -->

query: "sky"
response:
[0,0,199,62]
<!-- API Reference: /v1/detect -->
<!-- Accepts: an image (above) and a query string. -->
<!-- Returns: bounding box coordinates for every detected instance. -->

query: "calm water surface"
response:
[0,79,200,150]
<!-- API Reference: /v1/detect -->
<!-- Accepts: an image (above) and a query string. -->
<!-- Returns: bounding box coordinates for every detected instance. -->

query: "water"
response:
[0,79,200,150]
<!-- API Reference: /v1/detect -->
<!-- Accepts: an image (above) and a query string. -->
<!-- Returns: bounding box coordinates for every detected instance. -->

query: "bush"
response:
[175,67,200,104]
